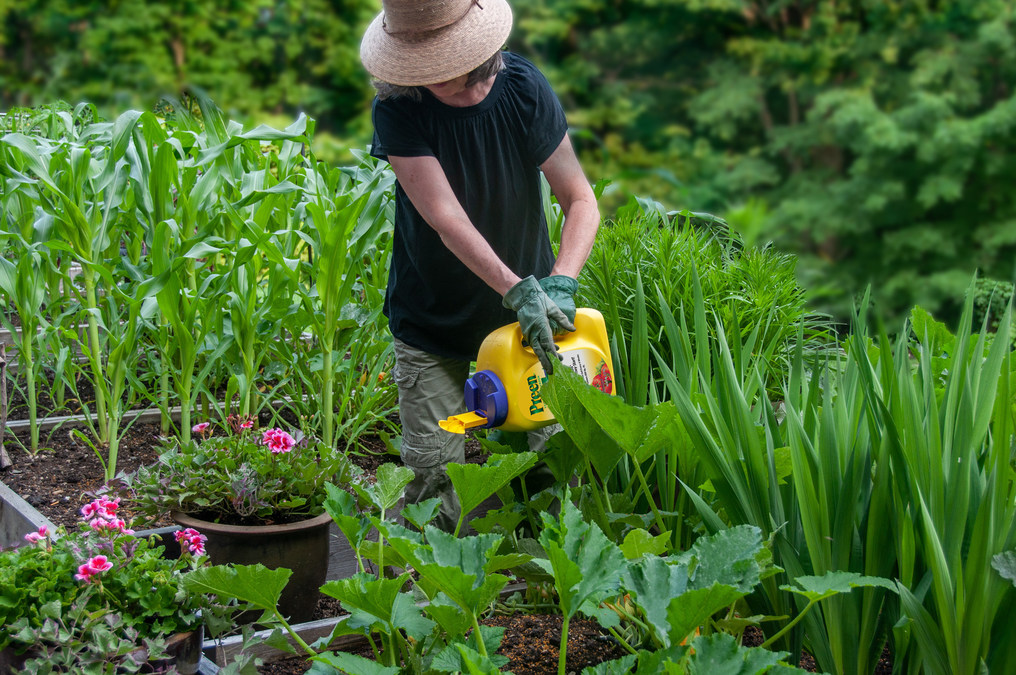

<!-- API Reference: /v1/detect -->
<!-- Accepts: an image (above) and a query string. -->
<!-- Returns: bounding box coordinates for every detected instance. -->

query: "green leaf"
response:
[354,463,414,512]
[780,571,898,603]
[683,524,763,593]
[402,497,442,529]
[425,593,473,638]
[397,528,509,613]
[685,632,795,674]
[319,572,434,640]
[581,654,638,674]
[323,482,372,550]
[665,584,745,647]
[623,556,690,644]
[311,650,400,675]
[537,498,626,619]
[183,564,291,612]
[992,550,1016,587]
[620,528,672,559]
[447,452,537,520]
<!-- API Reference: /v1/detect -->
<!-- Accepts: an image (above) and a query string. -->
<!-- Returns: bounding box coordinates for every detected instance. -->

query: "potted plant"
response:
[121,414,359,623]
[0,495,230,674]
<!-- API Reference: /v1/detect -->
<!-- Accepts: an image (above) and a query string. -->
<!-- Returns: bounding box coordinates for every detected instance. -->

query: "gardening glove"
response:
[538,275,579,335]
[503,275,575,375]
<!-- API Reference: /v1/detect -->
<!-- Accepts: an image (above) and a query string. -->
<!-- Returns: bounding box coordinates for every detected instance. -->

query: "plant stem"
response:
[631,460,669,542]
[557,614,570,675]
[760,599,817,650]
[606,625,639,655]
[82,268,108,443]
[470,613,489,657]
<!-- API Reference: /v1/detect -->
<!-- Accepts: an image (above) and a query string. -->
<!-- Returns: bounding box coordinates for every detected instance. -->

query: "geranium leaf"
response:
[183,564,290,611]
[447,452,537,518]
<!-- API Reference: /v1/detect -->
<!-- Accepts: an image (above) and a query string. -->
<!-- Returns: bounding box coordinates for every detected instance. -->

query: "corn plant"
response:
[0,237,48,453]
[254,152,395,448]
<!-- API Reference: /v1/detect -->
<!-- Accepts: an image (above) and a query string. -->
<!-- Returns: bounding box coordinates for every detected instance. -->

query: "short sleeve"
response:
[524,67,568,166]
[370,97,435,161]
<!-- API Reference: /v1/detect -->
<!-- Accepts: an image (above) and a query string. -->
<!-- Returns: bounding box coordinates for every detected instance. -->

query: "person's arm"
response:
[387,154,521,297]
[540,134,600,279]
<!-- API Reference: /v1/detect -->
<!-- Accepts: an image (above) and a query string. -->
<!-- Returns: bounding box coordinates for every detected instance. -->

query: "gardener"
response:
[360,0,600,532]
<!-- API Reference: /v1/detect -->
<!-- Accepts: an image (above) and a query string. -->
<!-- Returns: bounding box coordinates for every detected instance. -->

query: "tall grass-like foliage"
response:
[578,210,833,406]
[668,283,1016,674]
[860,301,1016,675]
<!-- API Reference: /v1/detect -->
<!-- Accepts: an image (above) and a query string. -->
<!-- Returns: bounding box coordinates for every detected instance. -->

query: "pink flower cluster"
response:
[80,496,133,536]
[173,528,207,557]
[75,554,113,581]
[261,428,296,454]
[24,525,49,544]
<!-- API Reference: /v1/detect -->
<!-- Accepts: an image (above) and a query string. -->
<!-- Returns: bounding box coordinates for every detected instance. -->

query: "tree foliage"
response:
[2,1,1014,324]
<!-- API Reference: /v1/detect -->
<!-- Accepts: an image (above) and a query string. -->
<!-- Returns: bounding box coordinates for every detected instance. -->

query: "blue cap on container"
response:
[464,370,509,429]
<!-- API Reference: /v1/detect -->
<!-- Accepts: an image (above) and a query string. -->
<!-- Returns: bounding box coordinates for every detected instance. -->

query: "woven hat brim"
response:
[360,0,513,86]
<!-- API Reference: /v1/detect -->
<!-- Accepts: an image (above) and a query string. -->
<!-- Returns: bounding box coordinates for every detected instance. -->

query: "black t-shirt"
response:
[370,52,568,361]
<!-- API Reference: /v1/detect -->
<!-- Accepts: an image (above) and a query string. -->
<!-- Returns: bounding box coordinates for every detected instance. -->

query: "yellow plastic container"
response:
[439,308,615,434]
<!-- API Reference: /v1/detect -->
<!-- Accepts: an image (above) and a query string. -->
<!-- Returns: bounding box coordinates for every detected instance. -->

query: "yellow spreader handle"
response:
[438,411,489,435]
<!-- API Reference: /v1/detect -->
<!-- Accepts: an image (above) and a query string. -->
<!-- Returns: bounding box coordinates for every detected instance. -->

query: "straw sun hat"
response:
[360,0,513,87]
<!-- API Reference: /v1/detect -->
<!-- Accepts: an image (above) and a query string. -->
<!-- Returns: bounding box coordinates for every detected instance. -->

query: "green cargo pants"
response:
[392,338,559,533]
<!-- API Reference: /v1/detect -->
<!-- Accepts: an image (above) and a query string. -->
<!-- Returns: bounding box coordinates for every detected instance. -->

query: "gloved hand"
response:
[538,275,579,335]
[503,275,575,374]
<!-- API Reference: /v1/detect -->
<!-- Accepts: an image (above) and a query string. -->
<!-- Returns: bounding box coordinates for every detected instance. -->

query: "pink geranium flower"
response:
[75,554,113,581]
[174,527,207,557]
[192,422,211,434]
[261,428,296,454]
[24,525,49,544]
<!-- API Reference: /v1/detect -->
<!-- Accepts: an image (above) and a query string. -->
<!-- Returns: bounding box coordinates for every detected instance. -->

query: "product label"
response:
[560,348,614,395]
[520,348,614,423]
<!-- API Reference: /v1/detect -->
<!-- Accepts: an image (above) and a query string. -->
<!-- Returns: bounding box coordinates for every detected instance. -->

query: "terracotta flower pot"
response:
[171,511,331,624]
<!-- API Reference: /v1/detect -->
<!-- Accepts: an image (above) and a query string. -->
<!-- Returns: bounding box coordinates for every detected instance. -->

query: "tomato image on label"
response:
[591,360,613,394]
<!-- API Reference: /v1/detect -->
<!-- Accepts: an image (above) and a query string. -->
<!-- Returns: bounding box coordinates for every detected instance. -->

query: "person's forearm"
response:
[550,195,600,279]
[434,214,521,297]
